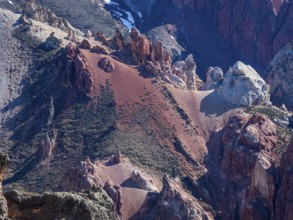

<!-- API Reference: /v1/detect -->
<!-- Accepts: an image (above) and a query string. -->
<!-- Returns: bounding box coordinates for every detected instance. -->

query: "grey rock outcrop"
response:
[217,61,270,106]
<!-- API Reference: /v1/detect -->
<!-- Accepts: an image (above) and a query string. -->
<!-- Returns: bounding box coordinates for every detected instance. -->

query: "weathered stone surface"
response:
[217,61,270,106]
[266,40,293,111]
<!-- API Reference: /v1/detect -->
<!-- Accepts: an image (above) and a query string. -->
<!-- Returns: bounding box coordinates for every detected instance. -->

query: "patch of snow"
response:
[104,0,111,4]
[7,0,13,5]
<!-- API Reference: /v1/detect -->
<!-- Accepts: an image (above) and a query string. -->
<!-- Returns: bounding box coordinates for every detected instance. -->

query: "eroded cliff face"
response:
[169,0,293,65]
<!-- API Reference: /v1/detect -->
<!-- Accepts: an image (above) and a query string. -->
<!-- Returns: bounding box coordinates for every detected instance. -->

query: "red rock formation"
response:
[130,28,151,64]
[65,44,93,94]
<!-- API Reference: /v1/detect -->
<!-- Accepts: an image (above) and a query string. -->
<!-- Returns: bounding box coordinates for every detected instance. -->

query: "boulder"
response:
[130,28,151,64]
[98,57,115,73]
[217,61,270,106]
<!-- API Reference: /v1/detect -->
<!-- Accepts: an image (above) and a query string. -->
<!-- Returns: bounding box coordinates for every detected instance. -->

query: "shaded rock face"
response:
[265,40,293,111]
[140,175,211,220]
[58,158,103,192]
[65,44,93,95]
[217,61,270,106]
[275,138,293,220]
[4,189,116,220]
[170,0,293,65]
[202,66,223,90]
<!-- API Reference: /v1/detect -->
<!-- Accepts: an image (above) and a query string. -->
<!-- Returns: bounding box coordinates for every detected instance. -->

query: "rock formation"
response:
[98,57,115,73]
[65,44,93,95]
[266,40,293,111]
[217,61,270,106]
[130,28,151,65]
[23,0,83,36]
[80,39,92,50]
[202,66,223,90]
[131,170,158,192]
[140,175,212,220]
[58,157,103,192]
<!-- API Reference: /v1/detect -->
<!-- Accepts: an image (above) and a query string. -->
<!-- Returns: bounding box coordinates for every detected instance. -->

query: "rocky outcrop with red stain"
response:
[80,39,92,50]
[140,175,212,220]
[65,44,93,94]
[58,157,103,192]
[265,40,293,111]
